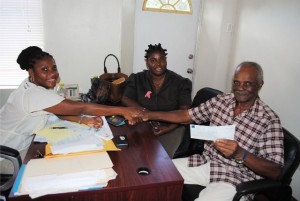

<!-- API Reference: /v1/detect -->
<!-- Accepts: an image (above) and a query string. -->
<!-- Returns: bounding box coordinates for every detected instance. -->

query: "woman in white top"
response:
[0,46,141,156]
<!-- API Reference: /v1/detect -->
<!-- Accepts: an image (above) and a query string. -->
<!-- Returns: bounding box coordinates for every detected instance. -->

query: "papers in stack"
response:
[13,152,117,198]
[44,139,120,158]
[34,117,115,155]
[50,131,104,154]
[190,124,235,141]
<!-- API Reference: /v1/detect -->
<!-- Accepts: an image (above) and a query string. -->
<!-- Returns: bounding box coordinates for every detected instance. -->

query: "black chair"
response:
[182,128,300,201]
[173,87,223,158]
[191,87,224,108]
[0,145,22,201]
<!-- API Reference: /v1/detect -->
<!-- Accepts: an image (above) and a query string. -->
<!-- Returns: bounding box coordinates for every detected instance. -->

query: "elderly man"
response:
[142,62,284,201]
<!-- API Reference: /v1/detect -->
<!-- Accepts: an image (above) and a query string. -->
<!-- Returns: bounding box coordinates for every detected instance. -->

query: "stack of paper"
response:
[44,140,120,158]
[50,132,104,154]
[13,152,116,198]
[34,117,114,155]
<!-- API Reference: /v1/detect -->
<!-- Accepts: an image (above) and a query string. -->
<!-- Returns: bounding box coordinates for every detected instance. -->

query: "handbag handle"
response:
[104,54,121,73]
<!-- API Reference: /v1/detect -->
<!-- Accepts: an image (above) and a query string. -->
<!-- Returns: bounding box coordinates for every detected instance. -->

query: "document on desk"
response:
[33,117,115,154]
[44,139,120,158]
[50,132,104,154]
[190,124,235,141]
[34,116,113,143]
[14,152,117,198]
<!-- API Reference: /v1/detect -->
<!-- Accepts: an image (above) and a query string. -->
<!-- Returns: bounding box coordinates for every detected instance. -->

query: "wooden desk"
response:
[9,122,183,201]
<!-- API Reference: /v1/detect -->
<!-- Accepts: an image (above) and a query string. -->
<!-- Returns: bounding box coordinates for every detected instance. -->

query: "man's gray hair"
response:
[236,61,264,81]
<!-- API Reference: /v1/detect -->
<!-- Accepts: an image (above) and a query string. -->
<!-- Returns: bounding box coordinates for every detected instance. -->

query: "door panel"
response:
[133,0,201,81]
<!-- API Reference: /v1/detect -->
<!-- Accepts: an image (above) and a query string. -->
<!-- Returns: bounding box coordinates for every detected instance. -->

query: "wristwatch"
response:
[236,150,248,164]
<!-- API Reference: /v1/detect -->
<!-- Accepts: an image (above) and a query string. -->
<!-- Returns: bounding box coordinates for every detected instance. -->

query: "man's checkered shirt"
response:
[187,93,284,187]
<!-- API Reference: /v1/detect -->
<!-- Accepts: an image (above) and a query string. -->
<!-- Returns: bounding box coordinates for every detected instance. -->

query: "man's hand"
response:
[141,110,149,122]
[152,125,173,136]
[213,139,243,159]
[122,107,144,125]
[214,138,282,180]
[149,121,179,136]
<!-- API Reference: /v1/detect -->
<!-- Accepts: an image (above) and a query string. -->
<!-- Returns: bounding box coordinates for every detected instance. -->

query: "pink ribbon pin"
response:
[145,91,152,99]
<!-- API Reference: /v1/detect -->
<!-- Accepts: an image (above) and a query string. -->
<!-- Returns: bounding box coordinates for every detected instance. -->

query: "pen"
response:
[50,127,67,129]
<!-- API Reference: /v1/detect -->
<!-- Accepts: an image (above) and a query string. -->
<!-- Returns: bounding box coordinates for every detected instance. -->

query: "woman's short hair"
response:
[144,43,167,59]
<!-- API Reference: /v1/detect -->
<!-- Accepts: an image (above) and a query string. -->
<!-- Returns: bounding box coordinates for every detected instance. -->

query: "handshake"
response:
[122,107,182,137]
[124,107,150,125]
[124,107,167,136]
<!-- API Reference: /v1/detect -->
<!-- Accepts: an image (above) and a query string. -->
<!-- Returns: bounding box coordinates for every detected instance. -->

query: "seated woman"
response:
[121,43,192,158]
[0,46,141,160]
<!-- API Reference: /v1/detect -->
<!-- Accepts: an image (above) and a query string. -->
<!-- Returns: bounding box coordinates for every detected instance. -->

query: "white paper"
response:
[17,152,117,198]
[93,117,113,140]
[50,133,104,154]
[34,116,113,143]
[190,124,235,141]
[23,170,106,198]
[34,116,114,154]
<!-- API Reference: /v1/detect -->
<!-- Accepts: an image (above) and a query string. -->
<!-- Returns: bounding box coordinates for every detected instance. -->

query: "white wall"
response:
[193,0,237,95]
[42,0,123,93]
[194,0,300,199]
[232,1,300,199]
[120,0,136,76]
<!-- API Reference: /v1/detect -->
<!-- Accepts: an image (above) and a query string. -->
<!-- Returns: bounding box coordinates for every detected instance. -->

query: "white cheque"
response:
[190,124,235,141]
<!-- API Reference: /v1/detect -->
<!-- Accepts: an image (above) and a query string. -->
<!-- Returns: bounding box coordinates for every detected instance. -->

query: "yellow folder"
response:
[44,139,120,158]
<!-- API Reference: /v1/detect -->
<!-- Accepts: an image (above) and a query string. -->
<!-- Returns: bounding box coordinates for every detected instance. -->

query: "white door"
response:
[133,0,201,81]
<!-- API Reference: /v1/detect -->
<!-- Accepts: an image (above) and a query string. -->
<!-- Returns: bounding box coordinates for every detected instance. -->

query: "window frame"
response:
[142,0,192,15]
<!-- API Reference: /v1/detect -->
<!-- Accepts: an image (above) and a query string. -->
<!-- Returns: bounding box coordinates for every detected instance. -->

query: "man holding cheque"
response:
[142,62,284,201]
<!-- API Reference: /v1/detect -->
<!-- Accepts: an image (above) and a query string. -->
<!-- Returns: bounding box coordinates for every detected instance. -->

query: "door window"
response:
[142,0,192,14]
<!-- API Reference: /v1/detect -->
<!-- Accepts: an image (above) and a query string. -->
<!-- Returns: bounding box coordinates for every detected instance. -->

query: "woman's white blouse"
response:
[0,78,64,152]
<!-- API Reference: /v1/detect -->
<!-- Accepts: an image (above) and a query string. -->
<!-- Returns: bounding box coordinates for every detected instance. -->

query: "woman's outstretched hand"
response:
[81,116,103,128]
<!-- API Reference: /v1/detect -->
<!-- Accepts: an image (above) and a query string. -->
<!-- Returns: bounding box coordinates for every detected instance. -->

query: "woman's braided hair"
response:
[144,43,167,59]
[16,46,53,71]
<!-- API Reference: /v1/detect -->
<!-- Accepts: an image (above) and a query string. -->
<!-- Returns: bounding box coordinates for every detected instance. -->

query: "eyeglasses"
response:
[232,81,258,88]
